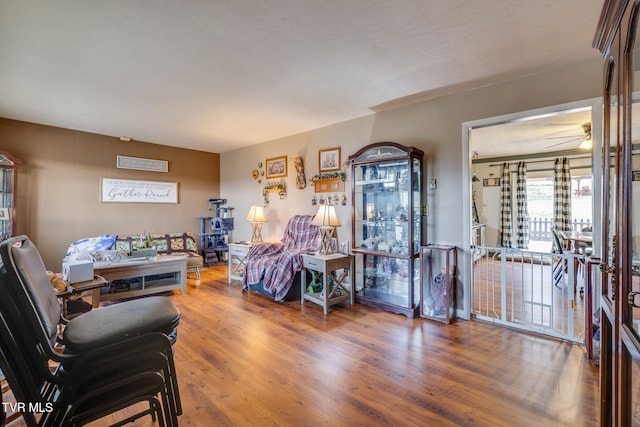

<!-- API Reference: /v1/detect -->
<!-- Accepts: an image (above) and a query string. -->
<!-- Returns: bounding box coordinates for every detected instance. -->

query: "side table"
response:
[301,253,354,315]
[57,275,109,317]
[228,242,252,284]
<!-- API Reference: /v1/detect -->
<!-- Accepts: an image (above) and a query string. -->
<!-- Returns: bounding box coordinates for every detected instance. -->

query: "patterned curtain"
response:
[515,161,529,249]
[553,157,572,231]
[499,163,512,247]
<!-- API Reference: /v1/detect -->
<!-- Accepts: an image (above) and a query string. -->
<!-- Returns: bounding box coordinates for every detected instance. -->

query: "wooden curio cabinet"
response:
[349,142,423,318]
[0,152,19,240]
[594,0,640,424]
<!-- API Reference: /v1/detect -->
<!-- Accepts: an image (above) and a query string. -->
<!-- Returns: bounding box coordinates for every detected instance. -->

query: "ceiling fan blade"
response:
[545,136,583,148]
[545,134,583,139]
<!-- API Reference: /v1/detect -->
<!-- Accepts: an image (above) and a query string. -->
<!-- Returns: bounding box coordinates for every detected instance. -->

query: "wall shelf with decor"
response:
[263,180,287,204]
[312,178,344,193]
[310,171,347,193]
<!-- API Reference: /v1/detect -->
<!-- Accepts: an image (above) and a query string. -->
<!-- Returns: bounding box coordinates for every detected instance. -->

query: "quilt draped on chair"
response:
[243,215,319,301]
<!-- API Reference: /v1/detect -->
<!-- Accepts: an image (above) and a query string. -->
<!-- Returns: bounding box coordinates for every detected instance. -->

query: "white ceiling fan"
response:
[545,123,592,149]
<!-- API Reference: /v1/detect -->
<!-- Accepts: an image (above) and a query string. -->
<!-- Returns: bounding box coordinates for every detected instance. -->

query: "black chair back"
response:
[0,236,61,349]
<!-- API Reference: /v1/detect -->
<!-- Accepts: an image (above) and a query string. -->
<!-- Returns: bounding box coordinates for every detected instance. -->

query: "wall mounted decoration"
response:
[263,180,287,204]
[482,177,501,187]
[266,156,288,179]
[116,155,168,173]
[293,156,307,189]
[310,171,347,182]
[310,170,347,193]
[101,178,178,203]
[319,147,341,172]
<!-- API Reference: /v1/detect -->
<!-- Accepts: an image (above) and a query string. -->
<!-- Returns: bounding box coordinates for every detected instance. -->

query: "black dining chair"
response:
[0,310,176,426]
[0,236,181,355]
[0,235,182,425]
[551,229,585,296]
[551,229,566,289]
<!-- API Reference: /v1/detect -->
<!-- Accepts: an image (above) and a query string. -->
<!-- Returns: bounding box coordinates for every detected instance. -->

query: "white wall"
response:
[220,115,375,244]
[221,57,604,318]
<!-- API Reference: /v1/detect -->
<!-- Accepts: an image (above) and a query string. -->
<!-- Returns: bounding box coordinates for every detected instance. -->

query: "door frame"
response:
[461,98,603,323]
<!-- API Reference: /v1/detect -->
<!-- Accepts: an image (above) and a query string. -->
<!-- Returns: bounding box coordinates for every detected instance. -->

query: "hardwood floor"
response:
[5,265,599,426]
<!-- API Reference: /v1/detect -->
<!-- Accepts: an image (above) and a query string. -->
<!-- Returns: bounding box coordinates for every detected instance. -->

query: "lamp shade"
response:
[311,205,341,227]
[245,205,267,223]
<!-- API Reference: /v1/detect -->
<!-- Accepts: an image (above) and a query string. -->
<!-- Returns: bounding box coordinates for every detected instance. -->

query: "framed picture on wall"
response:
[266,156,288,179]
[319,147,341,172]
[0,208,9,220]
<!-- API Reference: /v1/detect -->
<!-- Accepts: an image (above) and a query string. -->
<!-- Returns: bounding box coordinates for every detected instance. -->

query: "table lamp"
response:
[246,205,267,243]
[311,205,341,254]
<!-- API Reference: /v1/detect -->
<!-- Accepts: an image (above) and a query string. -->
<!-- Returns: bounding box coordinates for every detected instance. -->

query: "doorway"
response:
[462,99,601,342]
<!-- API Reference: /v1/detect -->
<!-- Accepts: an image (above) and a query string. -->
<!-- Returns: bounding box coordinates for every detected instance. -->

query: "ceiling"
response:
[470,109,594,159]
[0,1,604,154]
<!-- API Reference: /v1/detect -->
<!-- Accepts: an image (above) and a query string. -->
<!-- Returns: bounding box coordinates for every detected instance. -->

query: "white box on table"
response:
[62,259,94,284]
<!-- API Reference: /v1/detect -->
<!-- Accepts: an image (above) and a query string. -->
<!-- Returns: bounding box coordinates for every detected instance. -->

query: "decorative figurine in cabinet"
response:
[0,152,20,240]
[420,244,457,324]
[349,142,424,318]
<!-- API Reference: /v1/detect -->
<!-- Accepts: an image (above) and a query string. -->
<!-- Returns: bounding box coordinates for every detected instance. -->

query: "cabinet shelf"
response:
[352,248,411,259]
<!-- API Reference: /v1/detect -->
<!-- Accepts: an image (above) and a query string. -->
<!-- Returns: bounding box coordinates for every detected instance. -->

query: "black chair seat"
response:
[63,296,180,353]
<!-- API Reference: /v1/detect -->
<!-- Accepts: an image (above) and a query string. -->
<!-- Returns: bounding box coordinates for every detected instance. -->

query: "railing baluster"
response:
[523,217,590,241]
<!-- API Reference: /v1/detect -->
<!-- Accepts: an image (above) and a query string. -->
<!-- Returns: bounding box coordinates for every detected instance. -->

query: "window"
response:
[526,175,593,252]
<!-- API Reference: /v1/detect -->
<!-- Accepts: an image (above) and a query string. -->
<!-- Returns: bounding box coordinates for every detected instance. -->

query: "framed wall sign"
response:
[116,155,168,172]
[266,156,288,179]
[101,178,178,203]
[319,147,341,172]
[483,177,501,187]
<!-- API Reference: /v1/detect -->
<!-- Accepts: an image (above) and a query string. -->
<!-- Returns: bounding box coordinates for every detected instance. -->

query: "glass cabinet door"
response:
[412,158,421,256]
[353,158,412,256]
[0,152,19,240]
[350,142,424,318]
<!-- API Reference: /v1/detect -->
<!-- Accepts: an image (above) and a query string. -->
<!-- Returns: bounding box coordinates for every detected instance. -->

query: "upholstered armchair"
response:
[243,215,319,301]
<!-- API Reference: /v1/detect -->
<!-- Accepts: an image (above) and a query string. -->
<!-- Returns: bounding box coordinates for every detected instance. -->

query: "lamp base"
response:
[250,223,264,243]
[317,226,335,255]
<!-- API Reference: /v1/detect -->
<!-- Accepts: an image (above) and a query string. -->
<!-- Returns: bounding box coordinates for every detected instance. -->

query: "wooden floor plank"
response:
[5,265,598,426]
